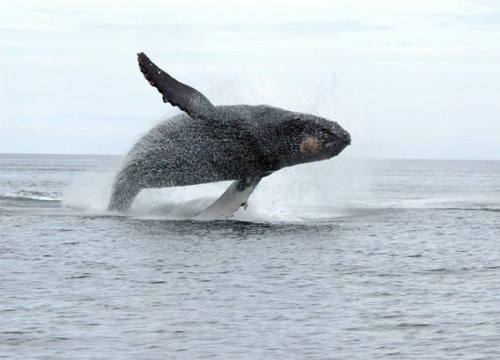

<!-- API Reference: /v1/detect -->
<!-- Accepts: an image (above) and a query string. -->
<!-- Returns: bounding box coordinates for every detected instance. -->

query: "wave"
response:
[335,197,500,216]
[0,190,61,202]
[438,205,500,213]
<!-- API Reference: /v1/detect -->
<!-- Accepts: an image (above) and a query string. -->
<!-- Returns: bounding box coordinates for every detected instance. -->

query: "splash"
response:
[60,157,366,222]
[61,157,500,222]
[62,171,116,213]
[61,75,361,222]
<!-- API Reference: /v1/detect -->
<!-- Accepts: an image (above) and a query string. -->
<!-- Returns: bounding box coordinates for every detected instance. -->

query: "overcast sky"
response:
[1,0,499,159]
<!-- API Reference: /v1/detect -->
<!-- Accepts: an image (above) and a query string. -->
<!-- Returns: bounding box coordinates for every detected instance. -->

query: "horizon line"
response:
[1,152,499,162]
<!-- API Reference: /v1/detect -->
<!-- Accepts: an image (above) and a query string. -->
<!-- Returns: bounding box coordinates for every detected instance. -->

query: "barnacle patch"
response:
[300,137,320,154]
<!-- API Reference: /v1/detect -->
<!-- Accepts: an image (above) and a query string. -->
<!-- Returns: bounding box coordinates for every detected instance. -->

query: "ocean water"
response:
[1,153,500,359]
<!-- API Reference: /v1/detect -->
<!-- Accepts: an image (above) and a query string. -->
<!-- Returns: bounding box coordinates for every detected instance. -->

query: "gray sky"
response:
[1,0,499,159]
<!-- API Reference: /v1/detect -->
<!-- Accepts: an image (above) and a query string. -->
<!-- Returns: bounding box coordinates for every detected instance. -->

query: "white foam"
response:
[59,158,367,222]
[0,190,61,202]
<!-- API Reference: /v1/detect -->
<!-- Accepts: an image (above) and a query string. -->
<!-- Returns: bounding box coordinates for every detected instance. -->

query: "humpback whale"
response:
[108,53,351,218]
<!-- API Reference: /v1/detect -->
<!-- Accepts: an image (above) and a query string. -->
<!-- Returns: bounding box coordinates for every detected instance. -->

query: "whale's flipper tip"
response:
[136,52,216,120]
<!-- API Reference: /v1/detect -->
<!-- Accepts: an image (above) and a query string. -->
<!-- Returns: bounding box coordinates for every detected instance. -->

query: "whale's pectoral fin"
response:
[137,52,216,120]
[198,178,261,220]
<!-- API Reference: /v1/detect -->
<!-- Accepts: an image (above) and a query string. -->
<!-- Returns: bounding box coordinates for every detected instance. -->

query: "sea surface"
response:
[1,153,500,359]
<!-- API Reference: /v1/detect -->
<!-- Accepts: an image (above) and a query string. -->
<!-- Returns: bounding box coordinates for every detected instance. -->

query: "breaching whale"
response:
[108,53,351,218]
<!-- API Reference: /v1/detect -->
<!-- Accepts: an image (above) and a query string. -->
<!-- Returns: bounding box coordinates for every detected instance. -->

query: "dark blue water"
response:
[1,154,500,359]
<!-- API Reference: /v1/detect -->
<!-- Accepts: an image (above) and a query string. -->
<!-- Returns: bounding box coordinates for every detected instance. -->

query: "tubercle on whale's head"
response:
[270,112,351,169]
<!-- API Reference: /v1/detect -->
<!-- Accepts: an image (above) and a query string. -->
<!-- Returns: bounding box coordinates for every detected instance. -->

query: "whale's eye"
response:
[299,137,320,154]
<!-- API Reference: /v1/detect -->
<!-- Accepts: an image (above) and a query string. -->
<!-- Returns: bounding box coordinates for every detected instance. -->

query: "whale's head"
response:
[269,110,351,170]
